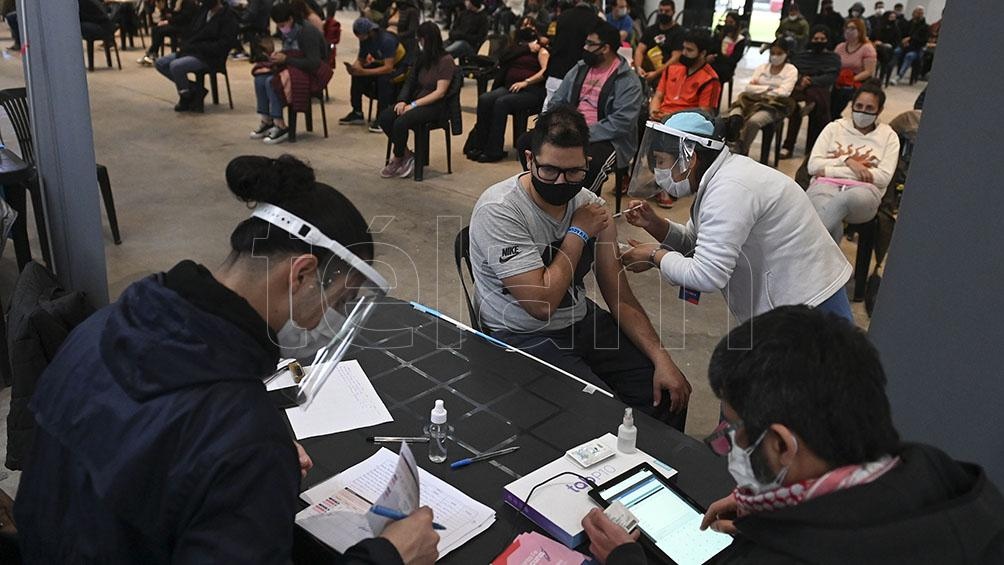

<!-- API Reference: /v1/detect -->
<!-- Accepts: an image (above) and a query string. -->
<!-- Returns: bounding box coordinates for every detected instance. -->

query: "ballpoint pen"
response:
[450,446,520,469]
[366,436,431,443]
[369,505,446,530]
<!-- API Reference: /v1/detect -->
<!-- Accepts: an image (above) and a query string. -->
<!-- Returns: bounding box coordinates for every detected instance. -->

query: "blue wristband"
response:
[567,226,589,244]
[410,101,418,109]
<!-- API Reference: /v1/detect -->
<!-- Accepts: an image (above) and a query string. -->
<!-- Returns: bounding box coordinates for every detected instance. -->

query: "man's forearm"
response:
[613,291,672,365]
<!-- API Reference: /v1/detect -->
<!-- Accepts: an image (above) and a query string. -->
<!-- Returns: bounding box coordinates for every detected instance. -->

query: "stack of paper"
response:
[493,532,588,565]
[297,447,496,559]
[503,433,677,548]
[267,359,393,440]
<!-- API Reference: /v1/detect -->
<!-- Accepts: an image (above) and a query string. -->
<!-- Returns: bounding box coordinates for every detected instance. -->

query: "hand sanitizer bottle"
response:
[428,399,448,463]
[617,408,637,454]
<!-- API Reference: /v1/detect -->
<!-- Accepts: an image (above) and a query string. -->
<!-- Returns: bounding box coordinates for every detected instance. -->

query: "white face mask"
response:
[852,110,878,129]
[769,54,786,66]
[726,429,794,494]
[654,167,692,198]
[788,13,799,20]
[278,306,347,360]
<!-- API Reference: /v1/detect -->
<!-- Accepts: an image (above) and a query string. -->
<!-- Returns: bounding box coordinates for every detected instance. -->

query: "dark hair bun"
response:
[225,154,316,204]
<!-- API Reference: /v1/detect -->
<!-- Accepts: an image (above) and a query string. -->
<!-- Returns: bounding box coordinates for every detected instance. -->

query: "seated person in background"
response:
[583,305,1004,564]
[606,0,633,43]
[725,39,797,156]
[867,1,886,39]
[649,30,720,122]
[339,17,405,132]
[872,8,901,81]
[14,155,441,564]
[890,5,928,85]
[444,0,489,59]
[154,0,238,113]
[633,0,683,85]
[808,81,899,243]
[782,26,841,158]
[378,22,456,179]
[517,21,642,195]
[522,0,551,35]
[78,0,117,43]
[541,0,600,106]
[137,0,197,66]
[471,106,692,430]
[829,17,876,120]
[773,1,808,51]
[381,0,421,57]
[707,11,746,87]
[813,0,844,48]
[290,0,325,32]
[249,3,332,145]
[465,27,549,163]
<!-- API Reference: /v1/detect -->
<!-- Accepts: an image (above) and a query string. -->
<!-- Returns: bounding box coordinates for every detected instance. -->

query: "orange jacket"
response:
[656,63,722,115]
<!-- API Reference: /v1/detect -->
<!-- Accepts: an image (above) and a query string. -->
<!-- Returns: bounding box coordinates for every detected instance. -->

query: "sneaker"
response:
[380,157,402,178]
[250,121,274,139]
[888,76,899,86]
[368,121,383,133]
[136,54,154,66]
[338,110,365,125]
[263,126,289,144]
[779,148,792,159]
[397,152,415,178]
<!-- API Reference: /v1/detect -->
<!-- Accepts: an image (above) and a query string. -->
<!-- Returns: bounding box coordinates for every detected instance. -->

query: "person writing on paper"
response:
[583,306,1004,564]
[469,105,692,431]
[617,111,854,322]
[14,154,440,565]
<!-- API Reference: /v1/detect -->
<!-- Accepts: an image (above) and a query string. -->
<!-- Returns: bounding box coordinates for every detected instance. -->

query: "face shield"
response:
[627,120,725,199]
[251,204,390,409]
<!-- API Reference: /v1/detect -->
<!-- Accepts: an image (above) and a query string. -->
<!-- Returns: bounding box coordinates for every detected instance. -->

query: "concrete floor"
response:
[0,17,928,496]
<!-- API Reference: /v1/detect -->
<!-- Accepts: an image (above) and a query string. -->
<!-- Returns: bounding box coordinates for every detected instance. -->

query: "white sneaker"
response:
[889,77,899,86]
[263,126,289,144]
[249,122,273,139]
[397,153,415,178]
[136,54,154,66]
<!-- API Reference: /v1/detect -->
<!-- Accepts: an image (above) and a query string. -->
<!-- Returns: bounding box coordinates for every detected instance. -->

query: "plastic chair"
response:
[195,62,234,110]
[288,91,329,142]
[0,87,123,248]
[453,226,485,333]
[84,28,122,72]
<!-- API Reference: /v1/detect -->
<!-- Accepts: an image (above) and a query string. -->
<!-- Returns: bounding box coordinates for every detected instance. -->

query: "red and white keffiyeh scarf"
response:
[734,455,900,517]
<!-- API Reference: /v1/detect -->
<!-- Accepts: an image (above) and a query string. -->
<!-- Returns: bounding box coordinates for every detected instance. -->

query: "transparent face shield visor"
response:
[627,121,725,199]
[251,204,390,409]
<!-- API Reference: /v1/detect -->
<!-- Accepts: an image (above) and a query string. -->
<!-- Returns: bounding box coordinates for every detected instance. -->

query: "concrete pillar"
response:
[16,0,109,305]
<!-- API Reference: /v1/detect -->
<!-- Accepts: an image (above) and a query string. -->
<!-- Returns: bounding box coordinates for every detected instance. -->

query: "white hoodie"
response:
[808,117,901,193]
[658,148,852,322]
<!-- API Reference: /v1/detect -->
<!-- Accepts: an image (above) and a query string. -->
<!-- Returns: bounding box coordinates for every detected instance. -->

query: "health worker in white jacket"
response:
[619,111,854,322]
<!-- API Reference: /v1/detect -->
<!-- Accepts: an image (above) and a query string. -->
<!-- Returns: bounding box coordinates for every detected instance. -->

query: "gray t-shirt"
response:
[469,174,603,333]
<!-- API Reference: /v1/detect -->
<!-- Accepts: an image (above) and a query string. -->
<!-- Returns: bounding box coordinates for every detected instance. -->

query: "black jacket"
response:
[812,10,845,47]
[546,4,599,79]
[607,443,1004,565]
[165,0,198,29]
[904,18,930,51]
[789,49,841,90]
[876,19,902,46]
[180,3,239,69]
[78,0,111,26]
[448,7,489,50]
[13,261,403,564]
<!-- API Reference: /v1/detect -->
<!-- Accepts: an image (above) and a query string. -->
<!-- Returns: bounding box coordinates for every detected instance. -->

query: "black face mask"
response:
[531,174,582,206]
[657,13,672,25]
[582,49,601,67]
[809,42,826,53]
[723,24,737,35]
[678,54,696,68]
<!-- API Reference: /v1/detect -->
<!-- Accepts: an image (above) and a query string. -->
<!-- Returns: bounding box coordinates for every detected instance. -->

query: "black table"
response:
[292,300,734,563]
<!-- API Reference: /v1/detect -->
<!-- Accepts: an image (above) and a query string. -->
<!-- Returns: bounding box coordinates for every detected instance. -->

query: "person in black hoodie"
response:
[582,305,1004,565]
[543,0,600,105]
[154,0,239,112]
[444,0,489,59]
[13,155,441,565]
[78,0,116,41]
[137,0,199,66]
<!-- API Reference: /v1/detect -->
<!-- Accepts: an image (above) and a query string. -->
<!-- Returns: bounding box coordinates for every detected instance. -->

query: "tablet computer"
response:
[588,463,733,565]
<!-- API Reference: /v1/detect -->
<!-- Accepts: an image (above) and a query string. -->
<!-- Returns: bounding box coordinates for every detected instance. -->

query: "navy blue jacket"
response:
[13,263,403,564]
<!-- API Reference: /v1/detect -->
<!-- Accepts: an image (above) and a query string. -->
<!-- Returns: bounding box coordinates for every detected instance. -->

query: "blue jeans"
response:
[898,50,919,78]
[815,288,854,322]
[155,52,208,93]
[445,40,476,59]
[254,73,283,120]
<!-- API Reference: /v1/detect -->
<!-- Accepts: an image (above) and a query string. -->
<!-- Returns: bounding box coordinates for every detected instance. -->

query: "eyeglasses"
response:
[703,418,744,456]
[532,160,589,183]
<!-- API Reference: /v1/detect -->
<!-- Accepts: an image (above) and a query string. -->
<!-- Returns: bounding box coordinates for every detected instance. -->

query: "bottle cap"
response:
[622,407,634,427]
[431,399,447,424]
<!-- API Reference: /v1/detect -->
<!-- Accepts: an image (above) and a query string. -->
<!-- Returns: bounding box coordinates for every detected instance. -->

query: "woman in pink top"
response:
[830,18,876,120]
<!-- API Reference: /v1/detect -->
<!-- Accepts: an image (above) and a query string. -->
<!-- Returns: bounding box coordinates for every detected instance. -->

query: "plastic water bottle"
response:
[428,399,448,463]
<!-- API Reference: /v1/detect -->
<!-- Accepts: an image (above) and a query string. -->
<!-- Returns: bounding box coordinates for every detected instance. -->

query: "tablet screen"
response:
[597,467,732,565]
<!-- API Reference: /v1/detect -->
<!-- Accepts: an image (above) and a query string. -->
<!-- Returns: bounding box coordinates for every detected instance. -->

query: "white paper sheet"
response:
[298,448,496,559]
[285,360,393,440]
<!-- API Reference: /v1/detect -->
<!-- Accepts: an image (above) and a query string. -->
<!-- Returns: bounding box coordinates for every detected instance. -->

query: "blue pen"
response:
[450,446,520,469]
[369,505,447,530]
